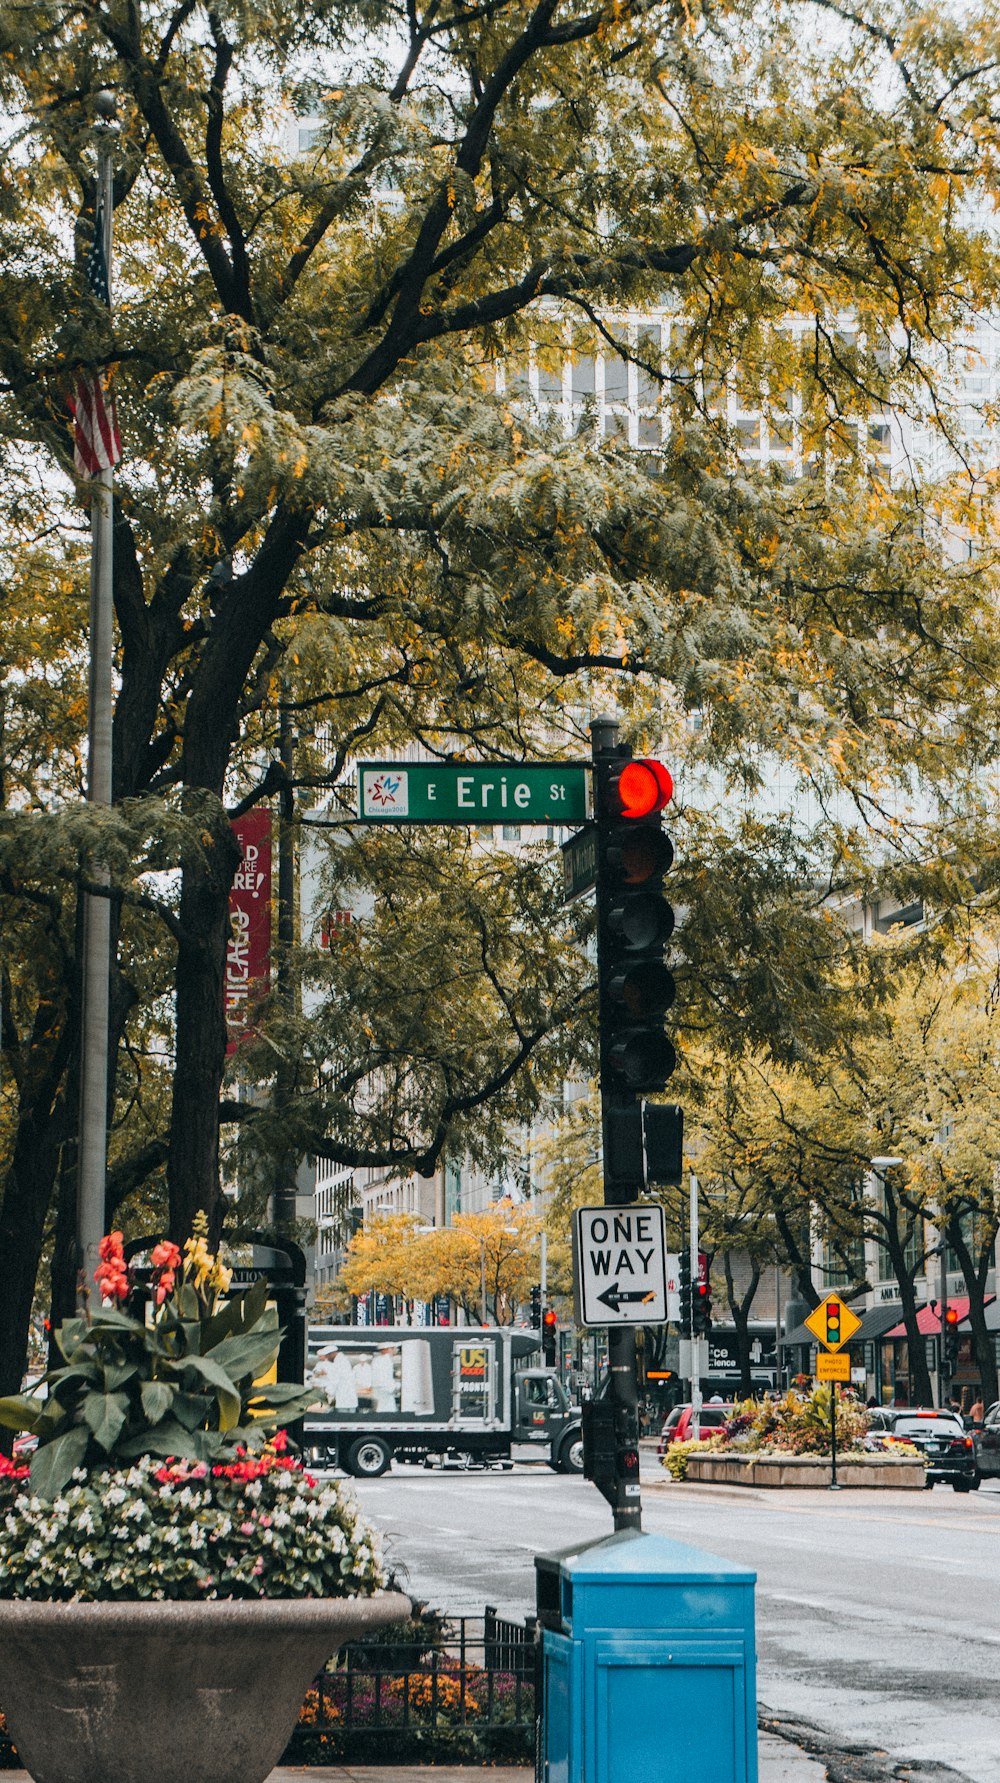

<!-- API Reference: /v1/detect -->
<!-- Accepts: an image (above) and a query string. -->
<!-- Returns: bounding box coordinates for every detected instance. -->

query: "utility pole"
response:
[592,717,642,1530]
[689,1171,702,1437]
[272,703,298,1226]
[588,718,676,1529]
[76,93,120,1306]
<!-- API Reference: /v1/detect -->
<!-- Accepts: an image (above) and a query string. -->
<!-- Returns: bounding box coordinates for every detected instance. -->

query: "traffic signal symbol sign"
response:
[803,1292,862,1353]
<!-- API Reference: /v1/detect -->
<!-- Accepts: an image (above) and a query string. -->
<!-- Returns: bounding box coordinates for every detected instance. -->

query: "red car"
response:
[658,1402,733,1457]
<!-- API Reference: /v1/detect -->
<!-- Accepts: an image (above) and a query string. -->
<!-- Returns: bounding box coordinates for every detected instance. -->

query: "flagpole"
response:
[77,92,118,1307]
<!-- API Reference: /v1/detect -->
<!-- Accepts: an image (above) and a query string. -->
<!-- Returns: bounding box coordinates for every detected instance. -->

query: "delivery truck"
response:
[304,1324,583,1477]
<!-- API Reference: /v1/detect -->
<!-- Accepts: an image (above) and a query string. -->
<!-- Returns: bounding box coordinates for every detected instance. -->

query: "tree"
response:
[864,955,1000,1406]
[3,0,1000,1407]
[336,1202,542,1325]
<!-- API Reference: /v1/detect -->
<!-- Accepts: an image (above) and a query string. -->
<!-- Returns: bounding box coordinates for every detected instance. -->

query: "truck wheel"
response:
[347,1436,392,1478]
[558,1433,585,1474]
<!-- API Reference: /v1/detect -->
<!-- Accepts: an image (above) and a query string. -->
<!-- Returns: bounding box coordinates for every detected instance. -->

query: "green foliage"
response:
[0,1233,316,1496]
[6,0,1000,1394]
[660,1437,710,1482]
[720,1389,871,1457]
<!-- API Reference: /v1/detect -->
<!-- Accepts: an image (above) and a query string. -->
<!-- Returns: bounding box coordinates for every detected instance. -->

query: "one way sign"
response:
[572,1204,668,1328]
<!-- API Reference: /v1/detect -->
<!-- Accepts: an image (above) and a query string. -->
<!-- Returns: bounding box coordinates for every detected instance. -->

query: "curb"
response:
[641,1475,768,1504]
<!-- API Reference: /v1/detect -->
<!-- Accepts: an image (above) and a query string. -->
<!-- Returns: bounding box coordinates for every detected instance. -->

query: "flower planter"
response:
[684,1453,924,1489]
[0,1590,410,1783]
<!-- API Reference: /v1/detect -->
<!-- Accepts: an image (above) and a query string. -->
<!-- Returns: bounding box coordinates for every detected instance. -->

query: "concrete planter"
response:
[685,1452,924,1489]
[0,1590,409,1783]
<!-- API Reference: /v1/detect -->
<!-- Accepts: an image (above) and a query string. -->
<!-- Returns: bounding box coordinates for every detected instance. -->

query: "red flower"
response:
[95,1231,130,1303]
[154,1269,176,1306]
[151,1241,182,1271]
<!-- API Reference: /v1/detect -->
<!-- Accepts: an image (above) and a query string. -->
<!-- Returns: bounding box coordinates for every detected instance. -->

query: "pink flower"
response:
[240,1521,254,1536]
[151,1241,182,1270]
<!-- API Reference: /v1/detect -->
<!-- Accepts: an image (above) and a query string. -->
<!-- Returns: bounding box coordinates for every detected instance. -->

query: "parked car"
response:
[974,1400,1000,1480]
[873,1408,979,1490]
[658,1402,733,1457]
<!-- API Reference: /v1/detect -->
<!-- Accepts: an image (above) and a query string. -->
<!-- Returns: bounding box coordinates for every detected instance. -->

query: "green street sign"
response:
[561,824,597,903]
[358,761,589,825]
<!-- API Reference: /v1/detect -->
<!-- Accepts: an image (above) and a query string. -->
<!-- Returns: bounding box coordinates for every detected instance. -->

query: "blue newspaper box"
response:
[535,1529,757,1783]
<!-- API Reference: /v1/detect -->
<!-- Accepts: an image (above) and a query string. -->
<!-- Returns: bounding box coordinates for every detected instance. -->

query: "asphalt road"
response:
[342,1460,1000,1783]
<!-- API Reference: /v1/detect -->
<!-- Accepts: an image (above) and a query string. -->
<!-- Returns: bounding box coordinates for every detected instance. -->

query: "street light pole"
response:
[77,93,119,1308]
[939,1238,949,1409]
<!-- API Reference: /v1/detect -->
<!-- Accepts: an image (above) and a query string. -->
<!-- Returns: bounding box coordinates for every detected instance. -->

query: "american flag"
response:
[70,195,121,477]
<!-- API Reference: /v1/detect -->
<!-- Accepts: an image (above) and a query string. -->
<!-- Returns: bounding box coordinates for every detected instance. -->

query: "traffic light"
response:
[529,1285,541,1329]
[595,752,676,1106]
[692,1254,712,1335]
[678,1247,692,1329]
[943,1305,959,1370]
[542,1307,558,1366]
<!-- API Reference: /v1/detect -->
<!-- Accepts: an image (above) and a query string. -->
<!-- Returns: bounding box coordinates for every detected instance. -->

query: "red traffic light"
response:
[542,1308,558,1328]
[944,1306,959,1326]
[616,759,673,819]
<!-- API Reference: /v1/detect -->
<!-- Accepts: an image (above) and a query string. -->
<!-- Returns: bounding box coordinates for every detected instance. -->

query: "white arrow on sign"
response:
[572,1204,668,1329]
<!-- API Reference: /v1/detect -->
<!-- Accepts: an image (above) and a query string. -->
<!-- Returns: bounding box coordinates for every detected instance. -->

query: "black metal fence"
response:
[285,1606,538,1765]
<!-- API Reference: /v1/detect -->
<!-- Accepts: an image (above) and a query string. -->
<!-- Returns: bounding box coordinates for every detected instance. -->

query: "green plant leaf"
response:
[204,1326,281,1383]
[171,1390,212,1431]
[250,1382,314,1407]
[103,1360,139,1392]
[140,1380,175,1424]
[115,1417,199,1459]
[170,1354,241,1430]
[0,1393,45,1434]
[89,1308,143,1334]
[28,1424,89,1498]
[82,1391,129,1453]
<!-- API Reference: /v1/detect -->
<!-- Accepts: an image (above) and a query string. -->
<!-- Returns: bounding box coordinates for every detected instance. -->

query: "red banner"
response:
[225,810,272,1055]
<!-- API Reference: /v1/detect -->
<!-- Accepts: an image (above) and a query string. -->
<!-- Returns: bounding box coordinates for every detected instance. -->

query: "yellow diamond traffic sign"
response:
[803,1291,862,1353]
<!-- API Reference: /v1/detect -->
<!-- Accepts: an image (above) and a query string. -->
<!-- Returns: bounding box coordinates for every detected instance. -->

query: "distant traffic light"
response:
[692,1254,712,1335]
[542,1307,557,1366]
[595,751,676,1116]
[529,1285,541,1329]
[678,1247,692,1329]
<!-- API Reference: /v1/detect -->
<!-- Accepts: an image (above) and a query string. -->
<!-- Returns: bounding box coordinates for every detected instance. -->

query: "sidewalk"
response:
[3,1735,829,1782]
[265,1735,827,1779]
[261,1742,826,1779]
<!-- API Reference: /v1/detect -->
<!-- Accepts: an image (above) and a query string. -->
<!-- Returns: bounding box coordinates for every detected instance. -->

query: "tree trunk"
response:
[723,1250,762,1399]
[0,1099,70,1406]
[948,1215,1000,1407]
[168,823,240,1243]
[773,1203,819,1308]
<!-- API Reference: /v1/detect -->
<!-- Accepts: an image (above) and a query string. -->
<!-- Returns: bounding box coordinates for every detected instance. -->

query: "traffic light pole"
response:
[689,1171,702,1438]
[592,717,642,1532]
